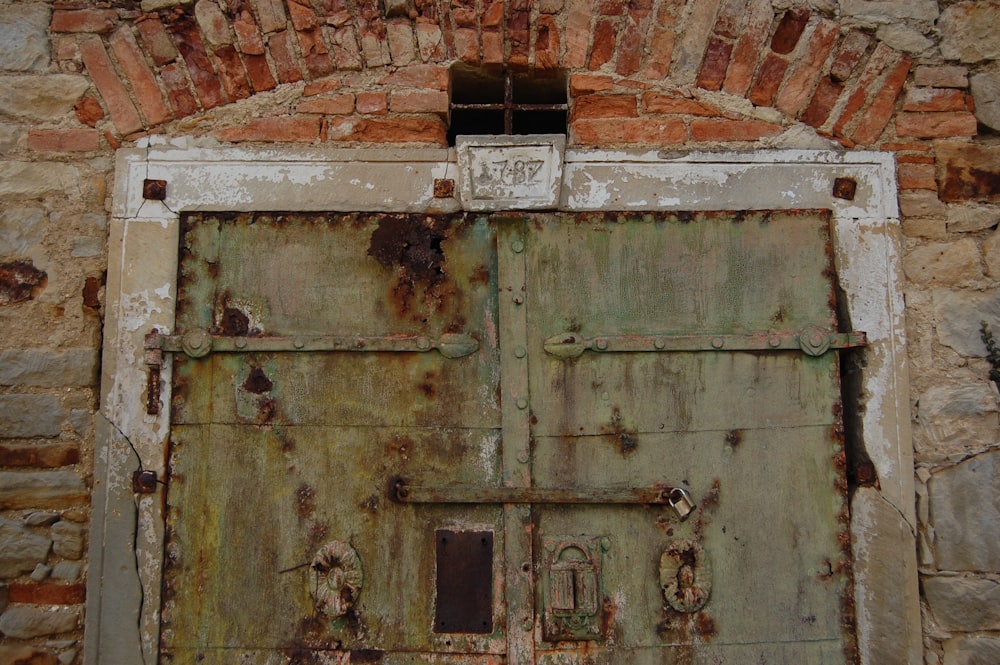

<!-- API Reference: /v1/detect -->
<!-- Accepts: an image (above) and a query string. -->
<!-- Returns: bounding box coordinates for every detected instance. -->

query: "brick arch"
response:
[53,1,970,148]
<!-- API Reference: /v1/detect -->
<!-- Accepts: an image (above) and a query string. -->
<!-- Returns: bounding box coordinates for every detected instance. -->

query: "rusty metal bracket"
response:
[543,326,867,359]
[391,479,694,517]
[148,329,480,359]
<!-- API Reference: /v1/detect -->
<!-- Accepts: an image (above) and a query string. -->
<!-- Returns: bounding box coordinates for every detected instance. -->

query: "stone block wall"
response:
[0,1,998,663]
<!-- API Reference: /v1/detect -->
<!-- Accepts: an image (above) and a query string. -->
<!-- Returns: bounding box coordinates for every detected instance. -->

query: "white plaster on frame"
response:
[88,142,918,665]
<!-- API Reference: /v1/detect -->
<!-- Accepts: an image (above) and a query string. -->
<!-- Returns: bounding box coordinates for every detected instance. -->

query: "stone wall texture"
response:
[0,0,998,663]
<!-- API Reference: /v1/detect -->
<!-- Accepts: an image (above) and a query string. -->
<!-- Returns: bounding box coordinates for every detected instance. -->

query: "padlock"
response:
[667,487,696,521]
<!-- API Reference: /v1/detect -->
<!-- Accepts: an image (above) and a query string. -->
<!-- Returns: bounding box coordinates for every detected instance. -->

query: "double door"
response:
[162,210,855,664]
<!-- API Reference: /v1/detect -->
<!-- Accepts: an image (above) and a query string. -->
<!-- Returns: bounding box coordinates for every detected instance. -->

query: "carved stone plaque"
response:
[456,135,565,211]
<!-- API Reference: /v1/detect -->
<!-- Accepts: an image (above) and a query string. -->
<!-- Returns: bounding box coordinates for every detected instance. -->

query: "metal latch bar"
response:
[543,326,867,359]
[391,479,694,512]
[148,329,480,359]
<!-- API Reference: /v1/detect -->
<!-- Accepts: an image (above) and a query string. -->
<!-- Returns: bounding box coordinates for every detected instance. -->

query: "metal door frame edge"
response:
[87,140,918,665]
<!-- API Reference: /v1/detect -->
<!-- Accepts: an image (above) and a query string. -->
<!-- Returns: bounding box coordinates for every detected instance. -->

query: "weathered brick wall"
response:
[0,1,998,663]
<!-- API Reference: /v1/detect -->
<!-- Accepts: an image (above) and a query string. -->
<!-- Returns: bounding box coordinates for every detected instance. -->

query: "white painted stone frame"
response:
[87,141,920,665]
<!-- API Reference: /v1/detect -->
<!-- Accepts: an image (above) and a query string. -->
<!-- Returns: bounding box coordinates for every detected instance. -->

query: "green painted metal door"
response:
[162,211,855,665]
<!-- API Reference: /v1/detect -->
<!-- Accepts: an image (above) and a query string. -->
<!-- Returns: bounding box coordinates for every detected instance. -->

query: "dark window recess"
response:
[448,65,567,145]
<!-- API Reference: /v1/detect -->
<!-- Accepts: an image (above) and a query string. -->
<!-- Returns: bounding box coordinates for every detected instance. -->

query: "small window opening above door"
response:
[448,65,568,145]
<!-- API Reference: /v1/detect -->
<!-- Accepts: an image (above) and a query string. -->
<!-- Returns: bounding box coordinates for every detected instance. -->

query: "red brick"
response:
[256,0,289,33]
[507,9,530,66]
[775,19,839,118]
[245,55,278,92]
[7,583,86,605]
[535,14,561,70]
[572,117,687,145]
[800,77,843,128]
[356,91,388,114]
[390,89,449,116]
[896,154,935,163]
[572,94,638,120]
[598,0,628,15]
[482,30,503,64]
[234,8,266,56]
[829,29,871,83]
[696,38,732,91]
[295,27,334,78]
[168,17,227,109]
[914,66,968,89]
[330,26,363,70]
[51,9,118,34]
[288,0,319,31]
[642,92,721,116]
[902,88,969,113]
[161,62,200,118]
[713,0,747,39]
[0,443,80,468]
[770,8,809,55]
[386,20,416,66]
[570,74,615,96]
[208,46,248,103]
[690,118,783,141]
[898,163,936,190]
[589,18,618,70]
[75,95,104,127]
[851,56,911,145]
[453,27,479,64]
[269,31,305,83]
[380,65,449,90]
[747,54,787,107]
[722,0,771,96]
[303,79,342,96]
[616,9,652,76]
[298,94,355,114]
[482,1,504,27]
[564,1,594,69]
[110,27,171,127]
[28,129,100,152]
[326,116,448,144]
[135,15,178,66]
[639,25,675,79]
[452,6,477,28]
[78,35,143,135]
[216,116,322,142]
[895,112,978,139]
[830,43,894,138]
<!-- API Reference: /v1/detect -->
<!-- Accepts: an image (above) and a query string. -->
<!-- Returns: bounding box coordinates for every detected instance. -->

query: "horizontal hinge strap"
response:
[543,326,867,359]
[149,329,479,359]
[390,480,688,507]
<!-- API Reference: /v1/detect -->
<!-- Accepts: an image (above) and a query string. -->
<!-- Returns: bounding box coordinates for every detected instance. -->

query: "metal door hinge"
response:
[543,326,867,359]
[147,329,480,359]
[390,479,696,520]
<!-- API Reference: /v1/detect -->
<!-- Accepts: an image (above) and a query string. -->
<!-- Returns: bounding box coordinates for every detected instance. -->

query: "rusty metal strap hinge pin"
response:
[543,326,867,359]
[390,479,696,520]
[147,328,480,359]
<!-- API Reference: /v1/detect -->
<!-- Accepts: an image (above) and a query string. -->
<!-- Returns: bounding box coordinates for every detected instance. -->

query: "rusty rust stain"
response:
[0,260,47,305]
[220,305,250,336]
[244,366,274,394]
[295,484,315,519]
[724,429,742,448]
[832,177,857,201]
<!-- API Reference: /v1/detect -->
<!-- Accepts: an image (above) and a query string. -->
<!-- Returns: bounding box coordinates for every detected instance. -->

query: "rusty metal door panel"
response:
[522,212,851,661]
[164,213,506,663]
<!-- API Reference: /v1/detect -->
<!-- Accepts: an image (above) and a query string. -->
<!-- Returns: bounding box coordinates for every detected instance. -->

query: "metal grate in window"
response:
[448,65,567,145]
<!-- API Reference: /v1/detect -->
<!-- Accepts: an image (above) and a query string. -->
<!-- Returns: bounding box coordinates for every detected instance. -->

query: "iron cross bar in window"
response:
[390,479,697,521]
[450,67,568,135]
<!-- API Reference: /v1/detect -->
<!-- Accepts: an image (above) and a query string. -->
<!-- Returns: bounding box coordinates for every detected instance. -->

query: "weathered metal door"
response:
[162,210,856,664]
